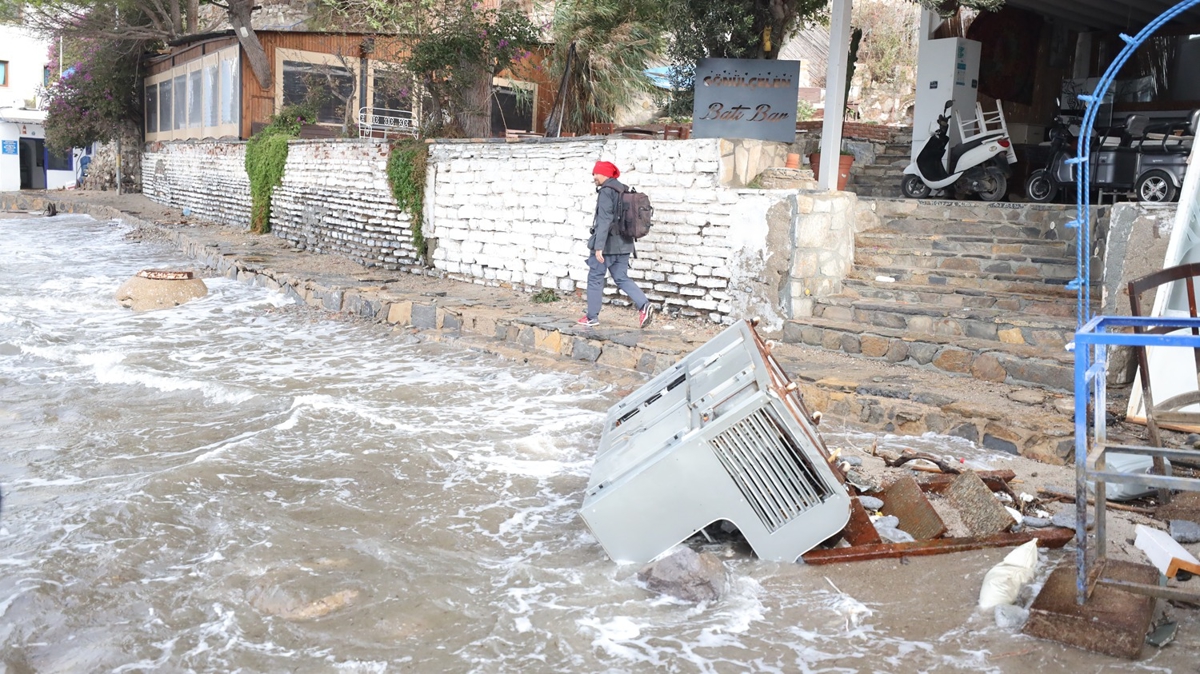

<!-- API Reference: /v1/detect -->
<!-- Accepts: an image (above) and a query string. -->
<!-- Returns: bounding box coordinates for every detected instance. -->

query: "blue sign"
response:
[1,140,16,155]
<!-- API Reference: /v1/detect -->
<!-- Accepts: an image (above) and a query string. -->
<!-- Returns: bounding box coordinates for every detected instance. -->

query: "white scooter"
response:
[901,100,1015,202]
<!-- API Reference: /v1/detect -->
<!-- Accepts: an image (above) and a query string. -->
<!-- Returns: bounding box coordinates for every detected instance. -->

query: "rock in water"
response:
[115,270,207,311]
[637,546,726,602]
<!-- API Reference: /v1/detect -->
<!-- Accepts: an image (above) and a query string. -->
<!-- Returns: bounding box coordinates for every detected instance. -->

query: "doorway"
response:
[19,137,45,189]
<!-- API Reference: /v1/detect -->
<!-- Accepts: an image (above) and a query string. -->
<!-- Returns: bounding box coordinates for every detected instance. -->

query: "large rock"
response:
[637,546,727,602]
[115,270,207,311]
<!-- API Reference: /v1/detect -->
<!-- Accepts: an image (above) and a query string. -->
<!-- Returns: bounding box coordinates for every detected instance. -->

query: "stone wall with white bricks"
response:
[142,141,251,228]
[143,137,858,325]
[271,140,423,271]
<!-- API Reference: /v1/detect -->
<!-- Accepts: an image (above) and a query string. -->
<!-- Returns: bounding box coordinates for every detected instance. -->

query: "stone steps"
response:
[874,216,1073,241]
[854,248,1079,280]
[847,265,1083,292]
[839,278,1079,317]
[857,232,1073,259]
[810,296,1076,348]
[780,314,1075,392]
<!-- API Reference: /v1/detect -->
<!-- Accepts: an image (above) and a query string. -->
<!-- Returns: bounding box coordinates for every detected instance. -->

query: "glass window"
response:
[372,71,413,115]
[188,70,201,128]
[0,61,7,87]
[146,82,158,133]
[220,57,238,125]
[173,75,186,130]
[203,64,218,127]
[159,80,172,133]
[47,148,71,171]
[283,60,355,124]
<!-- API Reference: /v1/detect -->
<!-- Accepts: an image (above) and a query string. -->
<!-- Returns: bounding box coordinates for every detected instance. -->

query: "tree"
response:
[43,35,143,150]
[663,0,824,116]
[319,0,540,137]
[7,0,274,90]
[547,0,665,134]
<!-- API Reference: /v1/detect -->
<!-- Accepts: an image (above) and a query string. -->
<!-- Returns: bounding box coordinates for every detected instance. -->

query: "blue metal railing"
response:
[1069,0,1200,328]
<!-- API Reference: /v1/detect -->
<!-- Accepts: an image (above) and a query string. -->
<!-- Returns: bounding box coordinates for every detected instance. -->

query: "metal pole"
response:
[115,136,122,195]
[818,0,853,191]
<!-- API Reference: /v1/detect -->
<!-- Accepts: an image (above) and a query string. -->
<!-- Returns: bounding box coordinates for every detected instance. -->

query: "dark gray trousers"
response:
[586,253,648,320]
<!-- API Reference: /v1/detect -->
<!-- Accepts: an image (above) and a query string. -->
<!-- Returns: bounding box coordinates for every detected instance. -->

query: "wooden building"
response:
[143,30,555,142]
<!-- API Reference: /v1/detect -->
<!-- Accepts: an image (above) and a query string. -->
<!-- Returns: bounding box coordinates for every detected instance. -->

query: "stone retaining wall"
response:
[143,141,251,228]
[272,140,422,272]
[143,137,860,324]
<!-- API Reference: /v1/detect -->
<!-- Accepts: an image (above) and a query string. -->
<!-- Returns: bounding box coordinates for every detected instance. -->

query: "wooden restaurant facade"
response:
[143,30,555,142]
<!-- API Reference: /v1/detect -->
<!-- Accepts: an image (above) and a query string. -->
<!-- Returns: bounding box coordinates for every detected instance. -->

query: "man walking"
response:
[579,161,654,329]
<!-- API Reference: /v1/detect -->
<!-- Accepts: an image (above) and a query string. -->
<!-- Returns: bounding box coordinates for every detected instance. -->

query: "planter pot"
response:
[808,153,854,191]
[785,153,800,169]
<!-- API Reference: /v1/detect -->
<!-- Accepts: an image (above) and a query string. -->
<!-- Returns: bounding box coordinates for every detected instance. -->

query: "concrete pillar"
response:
[818,0,852,191]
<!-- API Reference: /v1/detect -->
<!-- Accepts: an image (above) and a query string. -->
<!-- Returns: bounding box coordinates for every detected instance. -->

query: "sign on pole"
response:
[691,58,801,143]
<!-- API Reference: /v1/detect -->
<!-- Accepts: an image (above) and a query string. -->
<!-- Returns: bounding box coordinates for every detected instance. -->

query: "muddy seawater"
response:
[1,214,1193,673]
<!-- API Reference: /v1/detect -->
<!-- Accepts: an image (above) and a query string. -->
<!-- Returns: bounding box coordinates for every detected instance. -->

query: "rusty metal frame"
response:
[1072,315,1200,605]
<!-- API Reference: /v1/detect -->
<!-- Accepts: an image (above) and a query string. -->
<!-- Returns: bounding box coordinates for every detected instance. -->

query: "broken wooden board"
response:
[1023,559,1158,660]
[801,527,1073,565]
[882,475,947,540]
[843,497,883,547]
[946,471,1016,537]
[918,470,1017,494]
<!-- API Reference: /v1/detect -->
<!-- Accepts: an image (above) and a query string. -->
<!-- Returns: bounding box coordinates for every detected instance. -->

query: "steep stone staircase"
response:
[782,198,1106,395]
[847,132,912,198]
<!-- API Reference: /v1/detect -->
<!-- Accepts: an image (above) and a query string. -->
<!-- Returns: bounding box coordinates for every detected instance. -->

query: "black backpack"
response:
[607,185,654,240]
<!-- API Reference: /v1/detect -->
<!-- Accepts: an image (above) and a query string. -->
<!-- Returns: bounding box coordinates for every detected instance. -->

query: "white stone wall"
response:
[143,137,860,324]
[272,140,421,271]
[428,138,748,320]
[142,141,251,228]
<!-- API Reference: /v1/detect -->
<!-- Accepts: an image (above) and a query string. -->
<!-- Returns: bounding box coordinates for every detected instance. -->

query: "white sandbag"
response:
[978,540,1039,609]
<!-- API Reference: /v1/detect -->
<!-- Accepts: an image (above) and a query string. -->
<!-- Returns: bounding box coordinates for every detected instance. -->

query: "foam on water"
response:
[2,214,1181,673]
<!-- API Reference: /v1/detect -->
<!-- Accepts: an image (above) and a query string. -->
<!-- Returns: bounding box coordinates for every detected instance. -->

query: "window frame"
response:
[275,48,361,129]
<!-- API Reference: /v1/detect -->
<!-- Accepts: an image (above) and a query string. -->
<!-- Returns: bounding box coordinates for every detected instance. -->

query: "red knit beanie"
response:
[592,161,620,179]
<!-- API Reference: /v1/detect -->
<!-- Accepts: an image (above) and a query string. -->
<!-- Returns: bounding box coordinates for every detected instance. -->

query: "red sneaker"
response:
[577,316,599,327]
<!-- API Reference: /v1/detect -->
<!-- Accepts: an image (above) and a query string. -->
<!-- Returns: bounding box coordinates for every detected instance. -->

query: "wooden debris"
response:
[802,527,1074,565]
[882,475,947,540]
[918,470,1017,494]
[946,471,1017,537]
[1038,486,1157,515]
[885,450,961,474]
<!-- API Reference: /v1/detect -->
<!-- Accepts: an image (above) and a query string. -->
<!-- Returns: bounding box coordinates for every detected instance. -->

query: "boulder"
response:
[115,270,207,311]
[1170,519,1200,544]
[637,546,727,603]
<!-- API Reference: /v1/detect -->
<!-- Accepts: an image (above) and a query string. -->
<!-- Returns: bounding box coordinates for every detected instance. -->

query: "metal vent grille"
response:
[709,407,833,533]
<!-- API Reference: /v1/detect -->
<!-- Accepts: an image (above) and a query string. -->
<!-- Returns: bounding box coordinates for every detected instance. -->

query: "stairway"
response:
[782,198,1107,393]
[846,132,912,199]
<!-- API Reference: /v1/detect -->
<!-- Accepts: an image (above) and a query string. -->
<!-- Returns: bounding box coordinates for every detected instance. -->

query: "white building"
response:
[0,22,78,191]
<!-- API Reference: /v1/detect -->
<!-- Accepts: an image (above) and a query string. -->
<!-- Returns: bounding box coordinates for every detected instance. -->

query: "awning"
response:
[0,107,46,124]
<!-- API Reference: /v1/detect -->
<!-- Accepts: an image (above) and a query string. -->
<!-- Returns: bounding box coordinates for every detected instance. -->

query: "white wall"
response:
[0,24,50,109]
[144,138,859,325]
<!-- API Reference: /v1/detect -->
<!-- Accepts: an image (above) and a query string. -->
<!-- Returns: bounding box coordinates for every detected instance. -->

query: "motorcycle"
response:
[901,100,1015,202]
[1027,106,1197,204]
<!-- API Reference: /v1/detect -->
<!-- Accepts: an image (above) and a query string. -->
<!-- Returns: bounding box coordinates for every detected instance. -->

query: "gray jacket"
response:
[587,178,636,256]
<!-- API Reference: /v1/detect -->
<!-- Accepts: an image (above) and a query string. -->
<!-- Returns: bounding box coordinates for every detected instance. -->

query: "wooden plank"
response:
[802,527,1074,565]
[946,471,1016,537]
[881,475,947,540]
[917,469,1017,494]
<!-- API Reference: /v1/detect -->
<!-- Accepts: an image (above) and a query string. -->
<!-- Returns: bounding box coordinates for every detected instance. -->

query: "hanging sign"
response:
[1,140,16,155]
[691,58,801,143]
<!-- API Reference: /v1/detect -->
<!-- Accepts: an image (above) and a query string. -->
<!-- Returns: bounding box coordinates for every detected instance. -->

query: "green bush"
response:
[244,104,313,234]
[387,139,429,256]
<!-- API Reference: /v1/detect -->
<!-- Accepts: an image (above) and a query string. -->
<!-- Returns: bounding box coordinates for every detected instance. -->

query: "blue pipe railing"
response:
[1069,0,1200,328]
